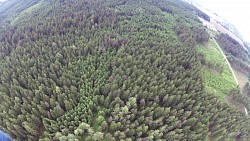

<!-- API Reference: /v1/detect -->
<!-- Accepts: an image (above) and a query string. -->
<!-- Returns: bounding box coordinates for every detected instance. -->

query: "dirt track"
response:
[212,37,239,85]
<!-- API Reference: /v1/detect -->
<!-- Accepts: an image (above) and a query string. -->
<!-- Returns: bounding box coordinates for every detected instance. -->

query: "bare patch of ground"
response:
[232,68,249,90]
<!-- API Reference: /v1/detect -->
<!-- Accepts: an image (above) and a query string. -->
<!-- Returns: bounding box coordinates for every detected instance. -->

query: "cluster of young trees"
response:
[217,33,249,63]
[197,12,210,22]
[198,53,224,74]
[174,21,209,47]
[217,33,250,76]
[227,55,250,75]
[0,0,249,140]
[229,88,250,114]
[243,82,250,96]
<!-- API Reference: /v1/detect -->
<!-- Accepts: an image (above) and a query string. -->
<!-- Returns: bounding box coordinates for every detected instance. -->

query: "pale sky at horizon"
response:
[192,0,250,42]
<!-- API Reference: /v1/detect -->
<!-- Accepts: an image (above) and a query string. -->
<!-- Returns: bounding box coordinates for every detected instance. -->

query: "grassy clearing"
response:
[197,39,237,101]
[197,38,225,64]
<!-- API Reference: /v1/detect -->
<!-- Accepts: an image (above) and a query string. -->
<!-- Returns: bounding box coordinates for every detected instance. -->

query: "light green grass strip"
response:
[197,39,237,101]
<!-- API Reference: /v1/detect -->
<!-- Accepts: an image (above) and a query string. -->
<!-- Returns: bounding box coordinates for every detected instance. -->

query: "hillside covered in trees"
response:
[0,0,249,140]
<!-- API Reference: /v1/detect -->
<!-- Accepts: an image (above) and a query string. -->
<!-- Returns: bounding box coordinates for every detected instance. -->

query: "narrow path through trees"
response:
[212,37,239,85]
[212,37,249,116]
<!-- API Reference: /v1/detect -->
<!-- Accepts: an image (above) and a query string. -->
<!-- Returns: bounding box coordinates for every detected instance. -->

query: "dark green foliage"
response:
[227,88,250,141]
[197,12,210,22]
[0,0,249,140]
[217,33,250,75]
[174,21,209,47]
[229,84,250,111]
[243,82,250,96]
[227,55,250,75]
[217,33,247,61]
[217,33,248,61]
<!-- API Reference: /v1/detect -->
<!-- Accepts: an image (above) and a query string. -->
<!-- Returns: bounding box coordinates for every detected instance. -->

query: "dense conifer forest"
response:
[0,0,249,140]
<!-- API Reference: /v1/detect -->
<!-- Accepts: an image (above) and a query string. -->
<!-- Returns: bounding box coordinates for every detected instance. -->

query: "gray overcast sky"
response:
[192,0,250,42]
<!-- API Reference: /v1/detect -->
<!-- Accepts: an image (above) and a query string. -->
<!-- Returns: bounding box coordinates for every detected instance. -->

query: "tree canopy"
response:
[0,0,249,140]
